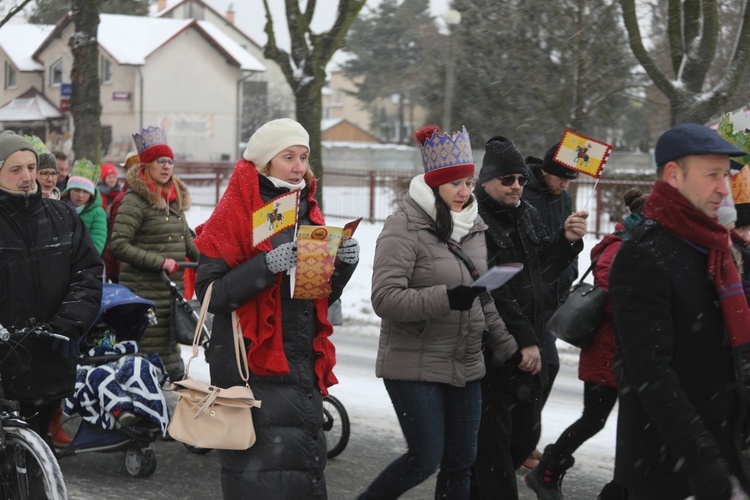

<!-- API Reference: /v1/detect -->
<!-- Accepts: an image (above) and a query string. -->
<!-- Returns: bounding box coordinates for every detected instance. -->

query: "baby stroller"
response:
[55,283,168,478]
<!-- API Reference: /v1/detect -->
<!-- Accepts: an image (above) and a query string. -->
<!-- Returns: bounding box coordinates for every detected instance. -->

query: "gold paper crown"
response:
[70,158,100,185]
[717,110,750,167]
[132,125,168,155]
[417,126,473,174]
[24,135,50,156]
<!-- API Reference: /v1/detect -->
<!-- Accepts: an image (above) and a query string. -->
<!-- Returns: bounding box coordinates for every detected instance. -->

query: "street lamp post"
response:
[442,9,462,132]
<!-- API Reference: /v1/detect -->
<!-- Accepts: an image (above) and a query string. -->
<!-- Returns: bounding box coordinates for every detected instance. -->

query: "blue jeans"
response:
[358,379,482,500]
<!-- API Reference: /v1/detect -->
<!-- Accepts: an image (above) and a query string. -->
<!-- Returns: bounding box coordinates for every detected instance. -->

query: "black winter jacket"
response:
[196,175,356,500]
[0,185,102,404]
[610,219,750,497]
[475,186,581,368]
[523,161,578,324]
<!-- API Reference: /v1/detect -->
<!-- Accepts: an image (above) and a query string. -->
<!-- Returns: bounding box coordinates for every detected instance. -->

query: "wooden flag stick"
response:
[581,177,601,212]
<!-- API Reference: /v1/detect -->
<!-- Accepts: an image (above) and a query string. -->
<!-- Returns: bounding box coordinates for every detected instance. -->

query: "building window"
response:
[50,59,63,87]
[4,61,16,89]
[100,56,112,84]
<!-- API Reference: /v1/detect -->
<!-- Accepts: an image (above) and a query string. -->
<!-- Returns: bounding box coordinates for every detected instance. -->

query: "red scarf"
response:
[193,159,337,394]
[138,168,177,207]
[646,181,750,349]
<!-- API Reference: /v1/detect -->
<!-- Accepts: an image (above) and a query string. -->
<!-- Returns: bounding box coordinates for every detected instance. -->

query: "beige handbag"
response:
[167,282,261,450]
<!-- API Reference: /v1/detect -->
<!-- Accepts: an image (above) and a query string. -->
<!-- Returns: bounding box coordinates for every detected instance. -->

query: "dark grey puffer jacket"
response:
[372,195,518,386]
[196,174,356,500]
[110,167,199,378]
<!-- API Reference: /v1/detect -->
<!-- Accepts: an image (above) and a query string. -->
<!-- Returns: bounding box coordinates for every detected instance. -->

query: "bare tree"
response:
[620,0,750,125]
[260,0,367,206]
[0,0,34,30]
[69,0,101,163]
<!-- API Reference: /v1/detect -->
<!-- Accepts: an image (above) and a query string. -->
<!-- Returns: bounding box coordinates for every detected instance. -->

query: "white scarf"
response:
[267,176,306,192]
[409,174,478,242]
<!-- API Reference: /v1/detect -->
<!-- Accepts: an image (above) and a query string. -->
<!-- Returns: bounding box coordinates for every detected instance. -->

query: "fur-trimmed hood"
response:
[126,165,192,211]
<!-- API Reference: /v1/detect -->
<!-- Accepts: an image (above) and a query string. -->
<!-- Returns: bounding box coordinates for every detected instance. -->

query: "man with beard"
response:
[0,131,102,441]
[471,135,587,499]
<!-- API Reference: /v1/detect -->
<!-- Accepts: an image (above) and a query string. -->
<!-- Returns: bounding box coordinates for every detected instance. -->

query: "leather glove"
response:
[162,258,179,275]
[337,238,360,265]
[689,457,733,500]
[446,285,484,311]
[265,242,297,274]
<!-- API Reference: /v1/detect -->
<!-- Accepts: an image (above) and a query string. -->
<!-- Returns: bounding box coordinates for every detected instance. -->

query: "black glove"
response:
[49,328,79,359]
[689,457,733,500]
[446,285,484,311]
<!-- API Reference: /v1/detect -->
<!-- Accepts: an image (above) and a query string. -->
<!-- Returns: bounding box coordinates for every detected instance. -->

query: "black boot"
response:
[596,480,625,500]
[523,444,575,500]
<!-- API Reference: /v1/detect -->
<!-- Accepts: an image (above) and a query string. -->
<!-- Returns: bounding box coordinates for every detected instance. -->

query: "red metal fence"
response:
[173,163,656,237]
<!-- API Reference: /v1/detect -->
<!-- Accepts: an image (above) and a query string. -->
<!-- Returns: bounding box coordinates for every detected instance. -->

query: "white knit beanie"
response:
[243,118,310,167]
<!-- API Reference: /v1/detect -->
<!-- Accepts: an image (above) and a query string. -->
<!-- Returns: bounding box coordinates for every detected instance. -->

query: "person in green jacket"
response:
[111,126,199,381]
[60,158,107,255]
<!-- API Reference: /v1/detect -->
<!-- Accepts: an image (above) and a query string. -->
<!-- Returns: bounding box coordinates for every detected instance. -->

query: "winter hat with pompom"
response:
[414,125,474,187]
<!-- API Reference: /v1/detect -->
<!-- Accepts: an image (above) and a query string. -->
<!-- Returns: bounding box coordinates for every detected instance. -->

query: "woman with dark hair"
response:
[525,188,648,500]
[358,126,520,500]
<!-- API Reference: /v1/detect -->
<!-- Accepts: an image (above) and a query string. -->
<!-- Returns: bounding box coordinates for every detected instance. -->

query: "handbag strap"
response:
[182,282,249,387]
[574,255,601,286]
[445,241,481,281]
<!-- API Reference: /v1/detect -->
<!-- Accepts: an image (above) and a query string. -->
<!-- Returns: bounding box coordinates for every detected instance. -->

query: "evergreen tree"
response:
[435,0,644,154]
[342,0,441,143]
[29,0,149,24]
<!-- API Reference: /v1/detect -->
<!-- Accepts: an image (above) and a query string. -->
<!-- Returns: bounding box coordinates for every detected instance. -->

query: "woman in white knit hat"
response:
[193,119,359,499]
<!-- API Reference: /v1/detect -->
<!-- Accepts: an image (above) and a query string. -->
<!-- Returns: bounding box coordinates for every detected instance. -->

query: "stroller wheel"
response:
[183,443,212,455]
[124,448,157,478]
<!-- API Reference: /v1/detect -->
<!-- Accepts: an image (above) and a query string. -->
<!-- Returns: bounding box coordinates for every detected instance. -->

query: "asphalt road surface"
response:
[58,324,616,499]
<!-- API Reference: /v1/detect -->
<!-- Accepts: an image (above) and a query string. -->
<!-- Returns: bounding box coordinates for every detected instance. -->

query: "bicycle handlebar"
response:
[0,322,68,342]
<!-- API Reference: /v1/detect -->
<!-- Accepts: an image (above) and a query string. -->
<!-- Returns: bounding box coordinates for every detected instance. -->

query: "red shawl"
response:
[193,159,337,394]
[646,181,750,350]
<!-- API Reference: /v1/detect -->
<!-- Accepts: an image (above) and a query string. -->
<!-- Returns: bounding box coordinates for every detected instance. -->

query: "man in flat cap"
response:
[0,130,102,443]
[609,123,750,499]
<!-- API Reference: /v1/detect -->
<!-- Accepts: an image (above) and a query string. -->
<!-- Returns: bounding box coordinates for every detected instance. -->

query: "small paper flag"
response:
[252,191,299,247]
[553,129,613,179]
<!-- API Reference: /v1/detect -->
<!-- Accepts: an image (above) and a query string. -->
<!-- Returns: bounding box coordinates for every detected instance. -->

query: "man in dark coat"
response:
[471,136,588,499]
[0,131,103,439]
[609,123,750,499]
[522,146,579,411]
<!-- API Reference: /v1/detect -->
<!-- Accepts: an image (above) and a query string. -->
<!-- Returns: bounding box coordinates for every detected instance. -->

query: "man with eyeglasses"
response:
[36,150,61,199]
[471,135,588,500]
[521,144,581,460]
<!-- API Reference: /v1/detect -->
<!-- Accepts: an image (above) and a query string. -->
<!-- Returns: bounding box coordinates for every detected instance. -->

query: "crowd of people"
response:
[1,117,750,500]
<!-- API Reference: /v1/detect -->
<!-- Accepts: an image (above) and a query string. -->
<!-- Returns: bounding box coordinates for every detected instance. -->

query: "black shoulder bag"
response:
[545,258,607,349]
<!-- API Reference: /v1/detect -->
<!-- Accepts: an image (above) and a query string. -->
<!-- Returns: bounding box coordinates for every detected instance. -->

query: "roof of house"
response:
[0,87,63,122]
[150,0,263,52]
[0,24,55,71]
[32,13,265,72]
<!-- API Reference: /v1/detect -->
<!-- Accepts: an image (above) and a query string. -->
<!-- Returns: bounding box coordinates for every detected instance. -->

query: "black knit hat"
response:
[478,136,528,184]
[542,142,579,179]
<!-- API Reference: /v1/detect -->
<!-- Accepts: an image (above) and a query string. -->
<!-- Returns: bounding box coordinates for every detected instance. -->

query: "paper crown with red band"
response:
[132,125,173,164]
[414,125,475,187]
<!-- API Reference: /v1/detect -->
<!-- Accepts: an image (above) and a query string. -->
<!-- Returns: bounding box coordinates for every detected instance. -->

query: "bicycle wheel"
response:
[322,395,350,459]
[0,426,67,500]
